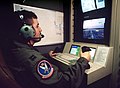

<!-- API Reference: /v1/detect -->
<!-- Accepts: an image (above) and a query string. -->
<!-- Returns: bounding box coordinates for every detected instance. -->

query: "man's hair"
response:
[14,10,37,28]
[14,10,37,21]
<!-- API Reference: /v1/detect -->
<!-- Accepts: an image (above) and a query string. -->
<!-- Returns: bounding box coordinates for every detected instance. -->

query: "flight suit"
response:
[5,41,90,88]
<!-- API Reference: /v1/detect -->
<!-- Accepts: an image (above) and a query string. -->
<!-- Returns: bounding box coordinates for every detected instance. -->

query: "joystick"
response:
[82,46,91,53]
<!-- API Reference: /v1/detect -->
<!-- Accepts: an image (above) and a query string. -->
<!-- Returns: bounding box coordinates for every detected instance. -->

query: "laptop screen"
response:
[89,47,96,62]
[69,45,81,56]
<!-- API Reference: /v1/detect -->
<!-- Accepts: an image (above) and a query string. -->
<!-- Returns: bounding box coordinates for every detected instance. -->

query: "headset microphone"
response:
[31,33,44,42]
[40,34,44,38]
[32,33,44,39]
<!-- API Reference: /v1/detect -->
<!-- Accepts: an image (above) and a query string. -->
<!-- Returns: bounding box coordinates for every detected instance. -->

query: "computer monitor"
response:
[74,0,111,45]
[81,0,96,13]
[69,45,81,56]
[96,0,105,9]
[89,47,96,62]
[80,0,105,13]
[83,18,105,39]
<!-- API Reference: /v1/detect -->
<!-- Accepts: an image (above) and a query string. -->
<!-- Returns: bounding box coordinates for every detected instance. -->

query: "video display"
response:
[83,18,105,39]
[89,47,96,61]
[69,45,81,56]
[81,0,105,13]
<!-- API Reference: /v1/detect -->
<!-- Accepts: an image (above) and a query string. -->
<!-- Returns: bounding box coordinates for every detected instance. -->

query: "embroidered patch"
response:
[37,60,54,79]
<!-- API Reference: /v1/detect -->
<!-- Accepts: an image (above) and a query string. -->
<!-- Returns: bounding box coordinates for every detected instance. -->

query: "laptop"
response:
[53,44,81,65]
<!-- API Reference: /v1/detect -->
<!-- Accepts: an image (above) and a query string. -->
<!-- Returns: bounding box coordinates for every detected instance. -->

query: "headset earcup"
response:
[19,25,35,39]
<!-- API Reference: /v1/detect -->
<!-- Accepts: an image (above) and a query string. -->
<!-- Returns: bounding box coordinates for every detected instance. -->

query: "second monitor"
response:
[69,44,81,57]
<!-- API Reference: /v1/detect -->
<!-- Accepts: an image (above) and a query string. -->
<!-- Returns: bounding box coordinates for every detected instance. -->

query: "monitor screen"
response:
[80,0,105,13]
[83,18,105,39]
[89,47,96,62]
[96,0,105,9]
[81,0,96,13]
[69,45,81,56]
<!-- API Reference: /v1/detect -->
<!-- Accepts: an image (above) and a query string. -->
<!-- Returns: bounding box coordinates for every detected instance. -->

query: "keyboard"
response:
[53,53,80,65]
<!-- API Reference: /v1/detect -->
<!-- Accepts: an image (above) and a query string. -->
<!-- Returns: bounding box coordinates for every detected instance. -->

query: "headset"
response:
[18,13,36,40]
[19,24,35,40]
[17,13,44,41]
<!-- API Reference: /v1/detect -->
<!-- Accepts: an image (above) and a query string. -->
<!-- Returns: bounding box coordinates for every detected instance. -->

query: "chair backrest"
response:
[0,48,23,88]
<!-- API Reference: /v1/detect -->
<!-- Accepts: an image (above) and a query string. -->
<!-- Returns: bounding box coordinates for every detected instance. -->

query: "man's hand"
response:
[80,51,91,61]
[49,51,57,58]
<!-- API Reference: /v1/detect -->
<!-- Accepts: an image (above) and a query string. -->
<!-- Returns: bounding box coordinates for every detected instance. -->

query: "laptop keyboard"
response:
[53,53,80,65]
[57,53,79,60]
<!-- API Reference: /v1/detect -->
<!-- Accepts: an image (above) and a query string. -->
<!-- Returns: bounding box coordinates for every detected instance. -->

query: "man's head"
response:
[13,10,43,45]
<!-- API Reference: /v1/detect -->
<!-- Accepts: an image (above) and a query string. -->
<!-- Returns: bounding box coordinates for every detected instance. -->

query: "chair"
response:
[0,48,23,88]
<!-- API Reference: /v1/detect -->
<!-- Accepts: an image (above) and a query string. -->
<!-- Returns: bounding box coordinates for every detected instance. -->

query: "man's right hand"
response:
[80,51,91,61]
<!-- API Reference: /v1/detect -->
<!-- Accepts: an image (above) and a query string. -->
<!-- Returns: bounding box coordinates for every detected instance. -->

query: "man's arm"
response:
[16,49,90,88]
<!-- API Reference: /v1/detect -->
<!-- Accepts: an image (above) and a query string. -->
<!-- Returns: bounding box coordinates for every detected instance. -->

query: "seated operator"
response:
[4,10,90,88]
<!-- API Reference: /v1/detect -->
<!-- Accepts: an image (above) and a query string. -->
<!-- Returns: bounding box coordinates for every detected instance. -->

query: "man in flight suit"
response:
[4,10,90,88]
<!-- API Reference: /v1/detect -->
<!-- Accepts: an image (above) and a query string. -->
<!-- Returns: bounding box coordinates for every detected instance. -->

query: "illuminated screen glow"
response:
[83,18,105,39]
[69,45,81,56]
[81,0,105,13]
[89,47,96,61]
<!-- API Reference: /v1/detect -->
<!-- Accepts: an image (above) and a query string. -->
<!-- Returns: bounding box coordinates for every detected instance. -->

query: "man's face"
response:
[31,18,43,42]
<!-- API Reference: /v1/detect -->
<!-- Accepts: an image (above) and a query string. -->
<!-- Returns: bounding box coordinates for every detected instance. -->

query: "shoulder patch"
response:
[37,60,54,79]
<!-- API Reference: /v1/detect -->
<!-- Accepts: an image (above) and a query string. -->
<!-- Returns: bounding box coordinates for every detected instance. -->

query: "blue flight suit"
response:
[4,40,90,88]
